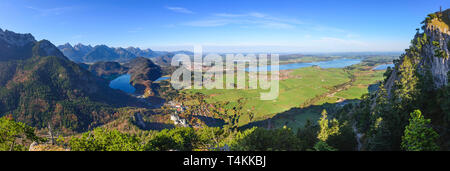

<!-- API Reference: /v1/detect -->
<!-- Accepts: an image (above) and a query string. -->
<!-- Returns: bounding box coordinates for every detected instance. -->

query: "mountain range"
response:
[0,28,146,133]
[58,43,193,63]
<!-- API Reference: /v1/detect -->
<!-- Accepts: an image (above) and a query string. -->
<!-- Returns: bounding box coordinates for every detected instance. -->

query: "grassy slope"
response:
[272,66,385,130]
[184,67,352,126]
[314,67,385,104]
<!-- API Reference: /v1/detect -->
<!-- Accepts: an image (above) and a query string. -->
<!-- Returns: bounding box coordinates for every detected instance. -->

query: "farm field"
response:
[183,64,386,127]
[269,66,385,130]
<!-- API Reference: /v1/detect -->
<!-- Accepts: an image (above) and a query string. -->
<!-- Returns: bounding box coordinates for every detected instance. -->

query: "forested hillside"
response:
[1,9,449,151]
[0,29,144,133]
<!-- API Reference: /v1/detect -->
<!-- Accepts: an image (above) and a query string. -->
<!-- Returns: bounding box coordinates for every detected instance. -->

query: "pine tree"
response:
[401,110,439,151]
[317,109,340,142]
[0,116,43,151]
[313,141,337,151]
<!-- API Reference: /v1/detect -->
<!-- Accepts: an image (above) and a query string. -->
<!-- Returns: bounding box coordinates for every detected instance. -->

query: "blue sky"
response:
[0,0,448,53]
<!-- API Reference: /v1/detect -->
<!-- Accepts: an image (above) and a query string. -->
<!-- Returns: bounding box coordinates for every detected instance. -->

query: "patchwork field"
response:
[183,64,386,128]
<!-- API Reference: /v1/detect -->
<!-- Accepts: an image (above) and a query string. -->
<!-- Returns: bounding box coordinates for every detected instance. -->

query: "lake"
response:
[109,75,170,94]
[109,59,363,93]
[246,58,362,72]
[155,77,170,82]
[373,64,394,70]
[109,74,136,94]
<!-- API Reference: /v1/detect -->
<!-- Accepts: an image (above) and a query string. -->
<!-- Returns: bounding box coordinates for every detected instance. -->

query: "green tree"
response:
[146,127,198,151]
[297,120,319,150]
[234,127,303,151]
[317,110,340,142]
[313,141,337,151]
[0,116,43,151]
[68,128,144,151]
[401,110,439,151]
[327,121,357,151]
[311,110,341,151]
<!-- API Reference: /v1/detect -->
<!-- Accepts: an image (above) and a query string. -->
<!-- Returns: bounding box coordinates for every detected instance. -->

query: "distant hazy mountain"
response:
[0,28,143,133]
[149,53,175,67]
[125,47,160,58]
[58,43,193,63]
[82,45,134,63]
[57,43,93,62]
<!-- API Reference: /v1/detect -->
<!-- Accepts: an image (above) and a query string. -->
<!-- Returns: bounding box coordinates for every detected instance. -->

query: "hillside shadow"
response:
[131,112,175,131]
[239,99,359,130]
[143,122,175,131]
[194,115,226,128]
[238,81,379,131]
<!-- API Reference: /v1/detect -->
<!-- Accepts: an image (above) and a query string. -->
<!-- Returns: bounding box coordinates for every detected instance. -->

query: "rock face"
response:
[0,28,36,47]
[0,28,66,61]
[0,28,36,61]
[29,141,68,151]
[384,9,450,95]
[420,23,450,87]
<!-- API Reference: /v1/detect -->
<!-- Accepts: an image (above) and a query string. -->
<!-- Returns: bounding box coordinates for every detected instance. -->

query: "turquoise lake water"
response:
[109,58,363,93]
[373,64,394,70]
[155,77,170,81]
[109,74,136,94]
[109,75,170,94]
[246,58,362,72]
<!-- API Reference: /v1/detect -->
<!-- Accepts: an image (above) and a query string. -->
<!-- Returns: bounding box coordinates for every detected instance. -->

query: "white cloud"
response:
[346,33,360,38]
[214,13,247,17]
[184,12,300,29]
[317,37,368,47]
[166,6,194,14]
[248,12,266,18]
[184,19,232,27]
[145,38,408,53]
[311,25,346,33]
[128,27,144,33]
[26,6,74,16]
[287,37,406,52]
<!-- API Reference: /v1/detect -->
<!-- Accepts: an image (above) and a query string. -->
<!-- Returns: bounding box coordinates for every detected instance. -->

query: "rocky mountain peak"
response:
[0,29,67,61]
[0,28,36,47]
[73,43,91,48]
[420,9,450,87]
[35,40,66,58]
[63,43,73,47]
[384,9,450,97]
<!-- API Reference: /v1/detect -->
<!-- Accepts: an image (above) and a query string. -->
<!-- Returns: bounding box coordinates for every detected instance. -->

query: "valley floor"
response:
[181,63,385,130]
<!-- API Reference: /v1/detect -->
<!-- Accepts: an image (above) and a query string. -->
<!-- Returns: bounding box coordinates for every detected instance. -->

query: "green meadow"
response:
[183,64,386,127]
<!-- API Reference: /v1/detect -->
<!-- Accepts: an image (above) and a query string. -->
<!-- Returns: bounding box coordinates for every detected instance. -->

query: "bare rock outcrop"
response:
[384,10,450,97]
